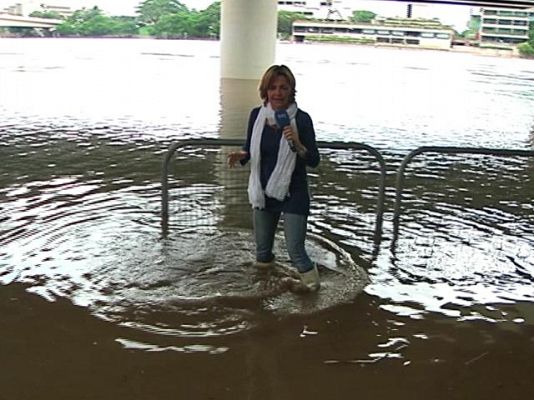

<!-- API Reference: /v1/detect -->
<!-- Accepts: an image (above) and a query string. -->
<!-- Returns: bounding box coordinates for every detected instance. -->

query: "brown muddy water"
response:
[1,39,533,399]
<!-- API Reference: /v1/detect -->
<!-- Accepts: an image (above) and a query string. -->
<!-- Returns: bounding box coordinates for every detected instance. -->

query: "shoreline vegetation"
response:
[1,0,533,59]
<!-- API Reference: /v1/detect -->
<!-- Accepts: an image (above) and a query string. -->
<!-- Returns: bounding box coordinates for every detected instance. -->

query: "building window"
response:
[497,19,512,25]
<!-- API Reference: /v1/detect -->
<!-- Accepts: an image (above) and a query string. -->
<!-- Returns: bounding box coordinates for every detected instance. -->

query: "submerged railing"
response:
[391,146,534,249]
[161,139,387,252]
[162,140,534,261]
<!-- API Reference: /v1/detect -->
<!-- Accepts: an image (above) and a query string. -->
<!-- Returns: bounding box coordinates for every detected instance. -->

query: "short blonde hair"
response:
[258,64,296,105]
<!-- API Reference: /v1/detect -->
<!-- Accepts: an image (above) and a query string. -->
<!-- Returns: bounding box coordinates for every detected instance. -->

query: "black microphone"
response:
[274,109,296,152]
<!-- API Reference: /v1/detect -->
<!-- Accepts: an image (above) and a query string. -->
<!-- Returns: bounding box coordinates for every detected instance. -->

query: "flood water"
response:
[1,38,534,399]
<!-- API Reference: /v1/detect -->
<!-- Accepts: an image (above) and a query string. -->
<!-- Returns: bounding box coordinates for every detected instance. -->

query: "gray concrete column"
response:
[220,78,261,139]
[220,0,278,80]
[217,0,278,217]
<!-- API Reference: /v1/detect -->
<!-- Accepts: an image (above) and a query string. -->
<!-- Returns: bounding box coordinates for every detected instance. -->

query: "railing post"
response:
[316,141,387,255]
[161,139,387,256]
[391,146,534,250]
[161,139,244,236]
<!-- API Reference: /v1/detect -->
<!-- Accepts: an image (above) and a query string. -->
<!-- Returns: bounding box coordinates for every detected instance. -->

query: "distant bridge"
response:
[0,14,62,29]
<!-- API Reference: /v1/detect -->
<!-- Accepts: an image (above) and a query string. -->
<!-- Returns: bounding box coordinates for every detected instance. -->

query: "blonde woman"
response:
[228,65,321,291]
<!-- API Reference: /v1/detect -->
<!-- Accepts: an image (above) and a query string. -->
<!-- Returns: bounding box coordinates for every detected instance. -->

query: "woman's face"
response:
[267,75,291,110]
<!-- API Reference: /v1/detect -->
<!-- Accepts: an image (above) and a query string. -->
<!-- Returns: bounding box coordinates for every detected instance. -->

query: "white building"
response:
[0,1,72,17]
[478,6,534,44]
[293,19,454,50]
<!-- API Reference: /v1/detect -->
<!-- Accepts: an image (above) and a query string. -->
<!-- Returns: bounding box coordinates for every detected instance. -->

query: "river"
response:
[1,38,533,399]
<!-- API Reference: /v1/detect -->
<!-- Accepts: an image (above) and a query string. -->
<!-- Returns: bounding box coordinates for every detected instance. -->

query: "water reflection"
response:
[219,78,259,140]
[1,39,534,343]
[374,150,534,321]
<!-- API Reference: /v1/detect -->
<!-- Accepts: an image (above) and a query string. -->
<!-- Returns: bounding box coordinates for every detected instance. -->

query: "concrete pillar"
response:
[217,0,279,222]
[220,78,261,139]
[221,0,278,80]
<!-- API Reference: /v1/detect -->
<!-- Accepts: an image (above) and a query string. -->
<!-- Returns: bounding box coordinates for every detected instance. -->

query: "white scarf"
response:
[248,102,298,209]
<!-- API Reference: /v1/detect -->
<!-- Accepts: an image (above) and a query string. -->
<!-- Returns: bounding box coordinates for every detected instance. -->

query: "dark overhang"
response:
[371,0,534,9]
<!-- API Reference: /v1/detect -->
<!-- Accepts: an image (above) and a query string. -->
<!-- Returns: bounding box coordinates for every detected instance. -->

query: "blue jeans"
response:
[253,209,313,273]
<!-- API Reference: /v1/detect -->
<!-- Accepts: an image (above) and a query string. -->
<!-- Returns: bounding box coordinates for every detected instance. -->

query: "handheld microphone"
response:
[274,109,296,152]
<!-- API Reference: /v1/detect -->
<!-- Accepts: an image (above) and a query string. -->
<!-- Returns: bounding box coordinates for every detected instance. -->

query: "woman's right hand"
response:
[227,150,247,168]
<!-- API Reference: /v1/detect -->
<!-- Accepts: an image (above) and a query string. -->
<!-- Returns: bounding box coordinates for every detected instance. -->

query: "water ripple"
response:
[2,40,534,342]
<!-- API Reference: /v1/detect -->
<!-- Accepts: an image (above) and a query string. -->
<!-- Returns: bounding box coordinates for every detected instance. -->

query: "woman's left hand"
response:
[282,125,300,147]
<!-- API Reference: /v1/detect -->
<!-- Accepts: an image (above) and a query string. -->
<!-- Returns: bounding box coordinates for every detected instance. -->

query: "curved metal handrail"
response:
[161,139,243,234]
[316,141,386,254]
[161,139,387,255]
[391,146,534,249]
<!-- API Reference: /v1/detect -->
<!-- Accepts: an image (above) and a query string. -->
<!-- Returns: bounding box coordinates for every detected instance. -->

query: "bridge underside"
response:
[0,22,56,28]
[381,0,534,8]
[0,15,61,29]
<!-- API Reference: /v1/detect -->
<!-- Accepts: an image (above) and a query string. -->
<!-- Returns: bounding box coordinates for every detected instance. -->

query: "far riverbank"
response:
[0,34,531,59]
[281,39,528,59]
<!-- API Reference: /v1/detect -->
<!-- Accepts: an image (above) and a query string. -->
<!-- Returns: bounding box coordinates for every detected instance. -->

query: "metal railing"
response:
[161,139,387,251]
[162,140,534,260]
[391,146,534,248]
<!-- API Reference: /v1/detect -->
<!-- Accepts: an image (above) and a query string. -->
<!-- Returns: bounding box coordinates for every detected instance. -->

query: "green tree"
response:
[278,10,309,38]
[7,27,38,37]
[109,16,138,36]
[152,11,192,38]
[137,0,187,25]
[80,14,114,36]
[350,10,376,23]
[29,10,63,19]
[195,1,220,38]
[55,7,138,37]
[518,20,534,58]
[461,15,480,40]
[518,42,534,57]
[149,1,219,39]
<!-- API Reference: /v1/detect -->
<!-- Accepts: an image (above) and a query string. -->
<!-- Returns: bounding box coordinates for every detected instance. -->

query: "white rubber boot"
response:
[299,264,320,292]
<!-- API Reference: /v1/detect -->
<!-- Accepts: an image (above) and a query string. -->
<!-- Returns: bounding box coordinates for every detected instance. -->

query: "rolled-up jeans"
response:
[253,209,313,273]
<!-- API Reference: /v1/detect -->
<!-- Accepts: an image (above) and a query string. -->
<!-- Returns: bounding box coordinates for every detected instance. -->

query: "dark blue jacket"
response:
[241,106,320,215]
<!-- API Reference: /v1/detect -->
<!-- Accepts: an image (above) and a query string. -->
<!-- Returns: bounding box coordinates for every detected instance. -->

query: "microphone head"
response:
[274,109,290,128]
[274,109,296,152]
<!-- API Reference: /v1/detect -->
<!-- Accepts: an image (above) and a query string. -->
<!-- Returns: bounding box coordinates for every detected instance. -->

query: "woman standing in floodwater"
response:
[227,64,321,291]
